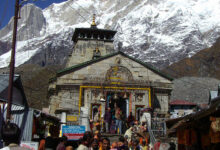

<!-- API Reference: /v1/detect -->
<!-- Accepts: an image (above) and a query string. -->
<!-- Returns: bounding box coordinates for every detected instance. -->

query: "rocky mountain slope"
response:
[0,64,63,109]
[171,77,220,105]
[163,37,220,80]
[162,36,220,105]
[1,0,220,69]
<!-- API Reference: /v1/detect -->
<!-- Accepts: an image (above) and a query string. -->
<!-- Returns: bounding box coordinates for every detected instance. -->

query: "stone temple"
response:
[48,15,173,128]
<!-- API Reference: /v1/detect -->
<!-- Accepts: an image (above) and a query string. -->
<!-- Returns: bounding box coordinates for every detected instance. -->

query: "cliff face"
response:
[0,4,46,41]
[0,41,11,55]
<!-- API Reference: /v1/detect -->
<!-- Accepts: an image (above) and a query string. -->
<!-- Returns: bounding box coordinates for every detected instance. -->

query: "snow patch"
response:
[1,0,220,68]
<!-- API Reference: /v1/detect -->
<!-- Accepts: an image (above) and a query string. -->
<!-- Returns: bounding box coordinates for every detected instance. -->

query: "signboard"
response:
[62,125,85,140]
[66,115,78,122]
[20,141,39,150]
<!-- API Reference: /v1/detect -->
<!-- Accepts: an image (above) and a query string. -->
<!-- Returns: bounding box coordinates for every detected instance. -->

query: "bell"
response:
[137,94,142,100]
[100,96,106,102]
[113,93,118,99]
[123,93,128,99]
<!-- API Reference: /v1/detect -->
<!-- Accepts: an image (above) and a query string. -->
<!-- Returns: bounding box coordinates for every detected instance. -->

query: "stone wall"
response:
[60,55,172,84]
[49,54,172,115]
[155,93,169,113]
[49,88,79,114]
[66,40,115,67]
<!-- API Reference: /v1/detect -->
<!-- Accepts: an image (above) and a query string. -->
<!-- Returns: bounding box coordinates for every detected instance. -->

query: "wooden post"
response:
[7,0,20,121]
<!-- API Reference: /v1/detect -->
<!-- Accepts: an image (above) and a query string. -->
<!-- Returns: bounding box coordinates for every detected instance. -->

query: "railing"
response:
[147,120,156,145]
[151,118,167,138]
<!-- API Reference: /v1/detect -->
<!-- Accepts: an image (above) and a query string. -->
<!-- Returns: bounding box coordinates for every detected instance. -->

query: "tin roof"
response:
[166,96,220,136]
[170,100,197,106]
[0,74,28,106]
[0,74,19,93]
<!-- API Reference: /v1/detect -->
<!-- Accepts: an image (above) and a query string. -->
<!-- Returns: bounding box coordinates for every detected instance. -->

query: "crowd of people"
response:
[76,130,148,150]
[41,129,148,150]
[74,114,152,150]
[76,119,176,150]
[0,118,150,150]
[0,107,175,150]
[0,119,176,150]
[90,106,138,135]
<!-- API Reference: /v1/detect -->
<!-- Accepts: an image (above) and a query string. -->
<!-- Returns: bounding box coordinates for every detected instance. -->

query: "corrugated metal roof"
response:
[170,100,197,106]
[1,104,33,141]
[0,74,28,106]
[0,74,19,93]
[167,96,220,135]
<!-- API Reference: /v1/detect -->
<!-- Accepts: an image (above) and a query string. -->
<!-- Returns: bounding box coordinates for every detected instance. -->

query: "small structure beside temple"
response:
[0,74,60,142]
[209,84,220,104]
[169,100,197,118]
[166,96,220,150]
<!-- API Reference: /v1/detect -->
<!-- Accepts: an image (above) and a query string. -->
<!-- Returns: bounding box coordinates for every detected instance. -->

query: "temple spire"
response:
[91,14,97,29]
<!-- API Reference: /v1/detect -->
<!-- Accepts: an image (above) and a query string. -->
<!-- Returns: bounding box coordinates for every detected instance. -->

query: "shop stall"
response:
[166,97,220,150]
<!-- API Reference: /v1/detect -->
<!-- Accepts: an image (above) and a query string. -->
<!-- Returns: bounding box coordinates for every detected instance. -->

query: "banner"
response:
[62,125,85,140]
[66,115,77,122]
[20,141,38,150]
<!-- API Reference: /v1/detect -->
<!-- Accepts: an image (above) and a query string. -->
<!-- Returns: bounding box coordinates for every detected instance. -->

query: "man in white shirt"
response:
[77,131,93,150]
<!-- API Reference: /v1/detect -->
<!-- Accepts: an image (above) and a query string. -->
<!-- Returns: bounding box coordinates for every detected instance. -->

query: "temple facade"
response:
[48,17,173,125]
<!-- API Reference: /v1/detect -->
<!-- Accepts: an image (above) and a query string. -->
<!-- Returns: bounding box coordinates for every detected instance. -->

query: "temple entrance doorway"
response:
[106,92,129,120]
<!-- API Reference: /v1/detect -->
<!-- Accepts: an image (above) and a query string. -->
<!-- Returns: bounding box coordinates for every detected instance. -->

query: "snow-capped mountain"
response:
[1,0,220,69]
